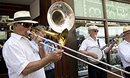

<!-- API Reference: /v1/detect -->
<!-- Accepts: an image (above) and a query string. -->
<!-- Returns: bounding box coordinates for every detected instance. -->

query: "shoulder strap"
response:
[97,39,100,48]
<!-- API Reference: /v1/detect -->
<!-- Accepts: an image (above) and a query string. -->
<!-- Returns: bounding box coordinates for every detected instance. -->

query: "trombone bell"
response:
[31,27,68,46]
[59,29,68,46]
[9,26,69,46]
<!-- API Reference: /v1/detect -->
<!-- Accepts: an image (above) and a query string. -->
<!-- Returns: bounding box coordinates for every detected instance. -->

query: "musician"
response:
[2,10,63,78]
[118,26,130,78]
[79,26,118,78]
[31,25,55,78]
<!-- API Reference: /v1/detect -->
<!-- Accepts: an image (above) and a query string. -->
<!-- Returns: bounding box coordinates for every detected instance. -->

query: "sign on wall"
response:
[74,0,104,18]
[74,0,130,20]
[106,0,130,20]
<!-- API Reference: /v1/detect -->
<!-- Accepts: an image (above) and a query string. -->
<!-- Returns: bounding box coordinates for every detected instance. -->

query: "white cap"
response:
[88,26,98,31]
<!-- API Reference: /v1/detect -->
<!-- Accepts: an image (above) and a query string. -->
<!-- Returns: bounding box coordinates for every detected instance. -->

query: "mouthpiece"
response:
[27,31,32,34]
[27,31,37,37]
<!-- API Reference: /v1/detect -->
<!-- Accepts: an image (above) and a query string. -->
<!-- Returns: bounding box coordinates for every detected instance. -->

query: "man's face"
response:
[125,33,130,38]
[14,22,32,37]
[37,28,46,38]
[89,29,99,37]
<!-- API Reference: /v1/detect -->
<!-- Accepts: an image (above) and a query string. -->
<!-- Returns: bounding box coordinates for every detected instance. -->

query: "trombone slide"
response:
[27,31,129,78]
[40,42,124,78]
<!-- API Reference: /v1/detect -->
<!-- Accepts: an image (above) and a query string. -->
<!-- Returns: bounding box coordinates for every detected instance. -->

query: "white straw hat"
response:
[7,11,38,26]
[123,26,130,33]
[88,26,98,31]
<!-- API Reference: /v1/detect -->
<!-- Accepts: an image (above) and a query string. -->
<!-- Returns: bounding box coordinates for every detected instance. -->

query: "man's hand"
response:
[113,38,118,43]
[89,52,98,59]
[48,50,64,63]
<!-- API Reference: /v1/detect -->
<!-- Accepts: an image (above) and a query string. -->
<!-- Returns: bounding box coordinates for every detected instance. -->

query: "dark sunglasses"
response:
[17,22,33,28]
[94,30,99,32]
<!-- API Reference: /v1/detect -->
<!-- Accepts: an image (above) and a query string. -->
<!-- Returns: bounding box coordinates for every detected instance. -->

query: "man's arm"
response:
[38,43,47,58]
[34,36,47,58]
[22,50,63,75]
[104,38,118,53]
[79,50,98,59]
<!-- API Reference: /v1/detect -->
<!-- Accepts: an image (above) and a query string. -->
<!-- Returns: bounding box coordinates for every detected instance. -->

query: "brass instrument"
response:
[27,31,129,78]
[47,1,75,33]
[31,27,68,46]
[9,25,68,46]
[42,1,75,68]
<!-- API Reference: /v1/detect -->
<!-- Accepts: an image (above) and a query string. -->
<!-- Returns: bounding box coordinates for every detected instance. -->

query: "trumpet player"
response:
[79,26,118,78]
[2,10,63,78]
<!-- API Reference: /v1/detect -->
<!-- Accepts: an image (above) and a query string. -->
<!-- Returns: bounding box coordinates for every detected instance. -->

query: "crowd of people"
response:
[2,10,130,78]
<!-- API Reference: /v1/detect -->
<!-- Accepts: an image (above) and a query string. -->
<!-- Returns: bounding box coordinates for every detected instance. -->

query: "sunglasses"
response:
[17,22,33,28]
[94,30,99,32]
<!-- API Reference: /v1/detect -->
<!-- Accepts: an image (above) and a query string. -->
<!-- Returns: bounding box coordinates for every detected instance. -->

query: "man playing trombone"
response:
[118,26,130,78]
[79,26,118,78]
[2,10,63,78]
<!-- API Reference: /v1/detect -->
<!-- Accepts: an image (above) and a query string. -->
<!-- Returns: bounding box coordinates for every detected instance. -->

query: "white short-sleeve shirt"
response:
[2,33,46,78]
[79,36,106,58]
[118,40,130,68]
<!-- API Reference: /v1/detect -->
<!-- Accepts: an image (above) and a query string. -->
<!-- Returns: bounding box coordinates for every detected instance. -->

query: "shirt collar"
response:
[11,33,27,40]
[88,36,98,41]
[124,40,130,45]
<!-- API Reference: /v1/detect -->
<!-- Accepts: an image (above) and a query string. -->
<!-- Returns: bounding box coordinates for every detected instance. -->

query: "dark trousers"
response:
[88,60,107,78]
[45,69,55,78]
[125,66,130,78]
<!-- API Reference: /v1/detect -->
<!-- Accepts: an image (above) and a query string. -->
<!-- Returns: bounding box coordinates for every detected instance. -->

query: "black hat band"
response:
[14,17,32,21]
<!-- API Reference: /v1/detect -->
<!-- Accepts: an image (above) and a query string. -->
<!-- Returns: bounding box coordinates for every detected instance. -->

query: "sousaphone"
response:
[43,1,75,68]
[10,1,75,46]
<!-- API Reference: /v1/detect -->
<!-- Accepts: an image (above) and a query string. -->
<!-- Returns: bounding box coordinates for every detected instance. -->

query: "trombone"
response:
[27,30,127,78]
